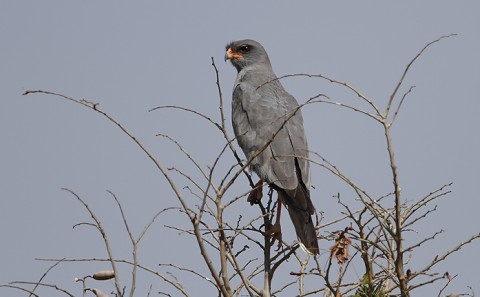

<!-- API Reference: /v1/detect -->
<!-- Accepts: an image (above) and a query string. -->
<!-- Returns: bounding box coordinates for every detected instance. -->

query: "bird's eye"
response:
[239,45,251,52]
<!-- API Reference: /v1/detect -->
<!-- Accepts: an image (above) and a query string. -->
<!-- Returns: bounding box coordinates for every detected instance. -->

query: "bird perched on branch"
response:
[225,39,319,254]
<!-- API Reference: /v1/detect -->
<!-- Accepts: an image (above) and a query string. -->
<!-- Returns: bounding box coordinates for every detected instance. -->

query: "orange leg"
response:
[266,195,283,249]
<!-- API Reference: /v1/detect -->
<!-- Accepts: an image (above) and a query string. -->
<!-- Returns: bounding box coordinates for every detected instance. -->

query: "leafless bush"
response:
[2,34,478,297]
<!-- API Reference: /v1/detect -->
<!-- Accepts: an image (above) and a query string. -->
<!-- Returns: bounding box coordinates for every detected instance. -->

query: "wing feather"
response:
[232,82,309,191]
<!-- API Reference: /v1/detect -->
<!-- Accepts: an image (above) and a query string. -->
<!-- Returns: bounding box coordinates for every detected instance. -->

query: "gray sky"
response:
[1,1,479,296]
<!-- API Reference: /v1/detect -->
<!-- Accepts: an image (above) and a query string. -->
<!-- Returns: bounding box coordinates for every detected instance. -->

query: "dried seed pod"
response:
[92,270,115,280]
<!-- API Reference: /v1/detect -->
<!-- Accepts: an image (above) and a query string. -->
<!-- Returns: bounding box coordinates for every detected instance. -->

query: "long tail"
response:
[280,190,319,254]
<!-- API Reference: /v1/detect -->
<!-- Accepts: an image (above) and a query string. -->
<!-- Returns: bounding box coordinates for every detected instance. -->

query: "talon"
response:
[265,222,281,235]
[247,180,264,205]
[266,222,283,250]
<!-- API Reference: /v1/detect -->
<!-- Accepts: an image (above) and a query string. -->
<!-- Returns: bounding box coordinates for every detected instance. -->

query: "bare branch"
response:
[62,188,123,297]
[149,105,222,132]
[36,257,190,296]
[386,33,457,117]
[9,281,74,297]
[211,57,256,189]
[156,133,212,185]
[404,229,444,253]
[22,90,191,221]
[437,273,458,297]
[265,73,382,117]
[158,263,217,288]
[28,258,65,297]
[1,284,41,297]
[403,182,453,224]
[410,232,480,283]
[389,85,415,127]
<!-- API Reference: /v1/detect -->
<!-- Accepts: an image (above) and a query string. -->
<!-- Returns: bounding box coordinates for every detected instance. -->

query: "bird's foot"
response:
[266,222,282,250]
[247,180,264,205]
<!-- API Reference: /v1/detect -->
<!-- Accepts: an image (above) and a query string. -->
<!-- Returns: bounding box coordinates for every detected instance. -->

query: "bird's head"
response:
[225,39,271,72]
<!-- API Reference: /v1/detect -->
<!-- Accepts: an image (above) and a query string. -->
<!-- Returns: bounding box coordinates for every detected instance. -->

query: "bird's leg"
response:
[247,179,264,205]
[266,194,282,250]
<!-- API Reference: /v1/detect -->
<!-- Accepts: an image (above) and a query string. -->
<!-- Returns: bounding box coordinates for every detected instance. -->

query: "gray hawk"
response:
[225,39,319,254]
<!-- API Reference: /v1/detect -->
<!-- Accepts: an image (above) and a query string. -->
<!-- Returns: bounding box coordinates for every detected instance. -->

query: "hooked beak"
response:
[225,48,243,62]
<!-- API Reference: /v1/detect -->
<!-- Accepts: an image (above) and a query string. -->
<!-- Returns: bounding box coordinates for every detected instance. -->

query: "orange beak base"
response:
[225,48,244,61]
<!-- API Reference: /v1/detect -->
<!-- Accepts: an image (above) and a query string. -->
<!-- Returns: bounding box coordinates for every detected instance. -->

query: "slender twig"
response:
[1,285,41,297]
[264,73,382,117]
[156,133,211,184]
[211,57,255,189]
[36,257,190,296]
[309,98,381,123]
[109,191,137,297]
[28,258,65,297]
[409,232,480,283]
[404,230,444,253]
[158,263,217,287]
[149,105,222,131]
[62,188,123,297]
[437,273,458,297]
[389,86,416,127]
[22,90,190,220]
[386,33,457,117]
[403,183,453,224]
[10,281,74,297]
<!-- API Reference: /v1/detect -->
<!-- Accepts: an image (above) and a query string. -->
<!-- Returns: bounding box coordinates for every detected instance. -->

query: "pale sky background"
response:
[1,1,479,296]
